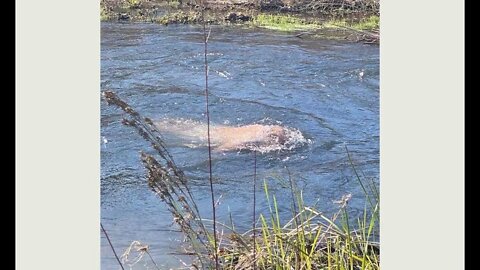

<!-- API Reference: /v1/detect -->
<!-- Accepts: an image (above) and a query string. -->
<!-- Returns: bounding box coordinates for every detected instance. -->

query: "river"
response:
[101,22,379,269]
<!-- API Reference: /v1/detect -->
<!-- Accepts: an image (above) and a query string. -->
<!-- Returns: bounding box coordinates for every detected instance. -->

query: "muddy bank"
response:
[100,0,379,43]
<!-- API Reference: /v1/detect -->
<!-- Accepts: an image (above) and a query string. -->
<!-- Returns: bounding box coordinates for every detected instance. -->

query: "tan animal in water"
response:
[210,124,287,151]
[155,119,288,151]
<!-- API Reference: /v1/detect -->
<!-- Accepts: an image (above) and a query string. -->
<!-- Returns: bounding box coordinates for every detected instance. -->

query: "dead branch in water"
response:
[331,23,379,43]
[295,24,379,44]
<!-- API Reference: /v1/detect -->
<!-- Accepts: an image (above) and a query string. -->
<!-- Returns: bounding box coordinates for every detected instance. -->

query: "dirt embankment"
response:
[102,0,378,22]
[101,0,379,43]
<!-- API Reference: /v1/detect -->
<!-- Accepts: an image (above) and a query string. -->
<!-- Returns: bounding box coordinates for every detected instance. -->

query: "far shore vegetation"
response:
[252,13,379,31]
[101,0,380,43]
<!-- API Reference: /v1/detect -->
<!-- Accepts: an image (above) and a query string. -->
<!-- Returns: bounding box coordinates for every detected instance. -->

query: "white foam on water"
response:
[248,126,312,154]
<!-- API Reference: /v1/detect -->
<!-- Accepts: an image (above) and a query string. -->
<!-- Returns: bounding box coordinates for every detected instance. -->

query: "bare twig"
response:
[200,0,219,268]
[146,250,161,270]
[101,223,125,270]
[252,150,257,270]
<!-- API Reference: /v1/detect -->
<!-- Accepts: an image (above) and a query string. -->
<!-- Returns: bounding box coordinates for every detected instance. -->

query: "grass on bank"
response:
[217,179,380,270]
[324,15,379,30]
[101,5,110,21]
[251,14,379,32]
[251,14,321,31]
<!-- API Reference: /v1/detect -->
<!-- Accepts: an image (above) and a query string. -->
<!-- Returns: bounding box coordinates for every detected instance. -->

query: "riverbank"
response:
[101,0,379,43]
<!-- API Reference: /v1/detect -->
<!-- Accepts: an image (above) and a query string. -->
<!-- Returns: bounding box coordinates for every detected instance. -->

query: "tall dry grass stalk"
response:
[252,150,258,270]
[103,91,213,266]
[100,222,125,270]
[200,0,220,267]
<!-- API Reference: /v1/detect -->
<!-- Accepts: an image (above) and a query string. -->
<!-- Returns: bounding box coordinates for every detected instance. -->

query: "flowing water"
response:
[101,22,379,269]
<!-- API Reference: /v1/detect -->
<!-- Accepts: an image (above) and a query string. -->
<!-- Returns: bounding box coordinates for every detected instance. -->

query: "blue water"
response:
[101,22,379,269]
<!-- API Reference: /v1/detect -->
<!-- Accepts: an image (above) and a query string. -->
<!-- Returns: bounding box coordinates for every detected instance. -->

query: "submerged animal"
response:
[210,124,287,151]
[154,119,289,152]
